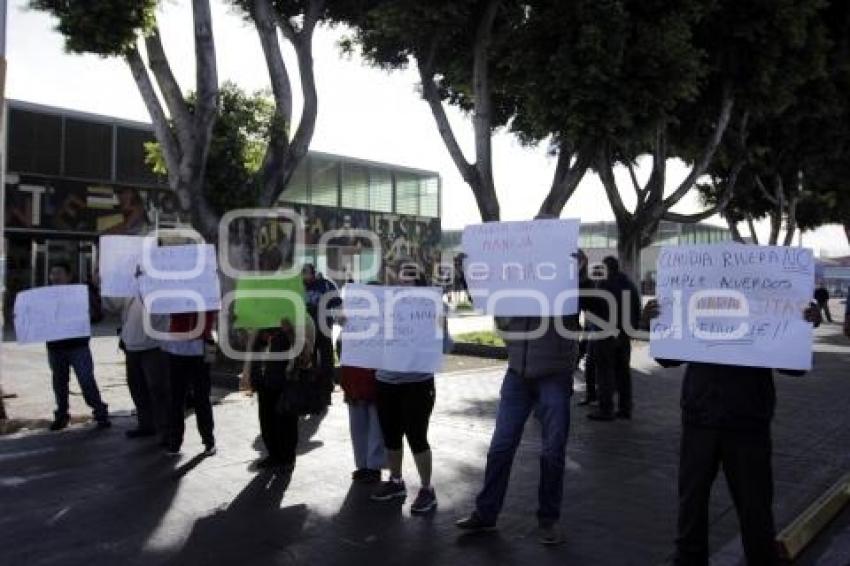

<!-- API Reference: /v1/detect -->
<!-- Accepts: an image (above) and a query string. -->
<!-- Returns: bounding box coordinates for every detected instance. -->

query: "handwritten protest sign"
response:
[99,235,149,297]
[340,284,444,373]
[139,244,222,314]
[462,219,580,316]
[233,276,306,329]
[650,244,815,370]
[14,285,91,343]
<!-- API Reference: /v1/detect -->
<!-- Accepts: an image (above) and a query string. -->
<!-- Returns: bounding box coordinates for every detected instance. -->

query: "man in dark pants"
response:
[250,328,298,470]
[588,256,641,421]
[643,300,820,565]
[45,262,110,431]
[813,283,831,322]
[302,264,341,401]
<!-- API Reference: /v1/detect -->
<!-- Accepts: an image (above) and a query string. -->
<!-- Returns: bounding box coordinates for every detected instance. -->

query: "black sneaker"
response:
[410,487,438,515]
[95,419,112,430]
[587,411,615,421]
[125,428,156,439]
[49,417,69,431]
[371,478,407,501]
[203,444,217,457]
[455,512,497,532]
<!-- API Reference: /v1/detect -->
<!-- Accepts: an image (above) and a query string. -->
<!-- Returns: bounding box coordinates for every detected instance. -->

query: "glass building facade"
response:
[2,100,442,322]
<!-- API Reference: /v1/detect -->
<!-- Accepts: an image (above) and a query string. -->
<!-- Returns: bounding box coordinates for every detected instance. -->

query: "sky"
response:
[6,0,849,257]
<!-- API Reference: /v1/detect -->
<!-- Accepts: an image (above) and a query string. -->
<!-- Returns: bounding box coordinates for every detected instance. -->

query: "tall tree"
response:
[333,0,594,222]
[31,0,325,250]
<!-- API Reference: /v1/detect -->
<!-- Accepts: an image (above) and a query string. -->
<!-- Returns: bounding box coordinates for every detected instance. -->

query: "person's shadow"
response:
[166,470,307,565]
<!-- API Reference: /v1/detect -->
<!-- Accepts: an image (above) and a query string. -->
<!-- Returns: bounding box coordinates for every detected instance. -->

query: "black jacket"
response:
[250,330,292,391]
[657,360,804,430]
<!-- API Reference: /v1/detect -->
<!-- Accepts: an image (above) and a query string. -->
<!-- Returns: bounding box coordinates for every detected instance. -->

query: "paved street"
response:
[1,316,849,565]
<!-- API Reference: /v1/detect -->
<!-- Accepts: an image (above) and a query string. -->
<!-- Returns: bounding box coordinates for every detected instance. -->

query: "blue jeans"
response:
[47,346,109,422]
[475,369,572,525]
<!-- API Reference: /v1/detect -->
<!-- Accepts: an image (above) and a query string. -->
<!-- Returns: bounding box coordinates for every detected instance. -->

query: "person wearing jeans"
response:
[45,262,110,431]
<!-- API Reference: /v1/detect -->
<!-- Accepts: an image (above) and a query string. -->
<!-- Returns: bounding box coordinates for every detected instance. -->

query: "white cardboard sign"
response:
[139,244,222,314]
[99,235,149,297]
[340,284,444,373]
[649,244,815,370]
[461,219,580,316]
[14,285,91,343]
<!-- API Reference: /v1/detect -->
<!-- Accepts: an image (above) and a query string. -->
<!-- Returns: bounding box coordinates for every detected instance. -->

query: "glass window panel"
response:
[310,157,339,207]
[280,160,309,204]
[395,173,419,215]
[8,108,62,175]
[341,163,369,210]
[116,127,163,186]
[419,176,440,217]
[369,168,393,213]
[64,118,113,180]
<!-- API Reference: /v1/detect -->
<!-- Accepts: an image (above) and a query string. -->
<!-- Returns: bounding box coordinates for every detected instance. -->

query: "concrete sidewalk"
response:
[1,324,849,565]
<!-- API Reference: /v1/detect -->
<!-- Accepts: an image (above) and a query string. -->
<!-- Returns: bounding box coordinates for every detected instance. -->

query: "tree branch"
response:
[144,25,193,150]
[754,174,778,205]
[725,216,745,243]
[263,4,321,206]
[125,46,180,188]
[252,0,293,201]
[417,62,477,188]
[192,0,219,133]
[746,215,760,245]
[661,158,743,224]
[663,90,734,208]
[597,143,630,223]
[626,160,643,201]
[538,142,594,216]
[471,0,500,211]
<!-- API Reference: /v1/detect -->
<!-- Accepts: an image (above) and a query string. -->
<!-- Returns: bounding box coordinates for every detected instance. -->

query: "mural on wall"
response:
[241,204,443,284]
[4,175,183,236]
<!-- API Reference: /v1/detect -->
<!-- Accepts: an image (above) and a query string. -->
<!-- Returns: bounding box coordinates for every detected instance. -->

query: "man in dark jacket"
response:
[587,256,642,421]
[643,300,820,565]
[813,283,831,322]
[45,262,110,431]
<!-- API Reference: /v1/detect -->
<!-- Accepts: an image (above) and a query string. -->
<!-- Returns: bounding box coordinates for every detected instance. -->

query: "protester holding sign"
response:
[162,311,217,456]
[249,326,298,471]
[456,217,592,545]
[120,296,170,442]
[642,297,821,565]
[370,258,445,515]
[44,262,110,431]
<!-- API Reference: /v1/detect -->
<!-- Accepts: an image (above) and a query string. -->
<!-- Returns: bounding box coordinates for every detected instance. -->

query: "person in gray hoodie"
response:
[456,246,593,545]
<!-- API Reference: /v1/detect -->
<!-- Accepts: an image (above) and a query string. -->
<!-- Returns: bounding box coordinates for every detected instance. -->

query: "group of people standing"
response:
[39,243,832,565]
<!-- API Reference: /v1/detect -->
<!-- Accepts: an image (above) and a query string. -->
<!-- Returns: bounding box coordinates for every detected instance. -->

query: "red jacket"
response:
[169,311,217,339]
[340,366,377,403]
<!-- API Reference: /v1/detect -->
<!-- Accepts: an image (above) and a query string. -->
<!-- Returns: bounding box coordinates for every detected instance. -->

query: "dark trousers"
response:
[817,301,832,322]
[583,340,598,402]
[375,379,435,454]
[315,331,336,391]
[257,387,299,465]
[595,334,633,415]
[675,425,778,566]
[47,345,108,422]
[168,354,214,449]
[475,370,572,525]
[125,348,170,434]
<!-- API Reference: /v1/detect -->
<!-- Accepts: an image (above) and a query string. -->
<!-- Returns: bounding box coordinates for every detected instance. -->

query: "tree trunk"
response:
[844,223,850,246]
[617,234,643,290]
